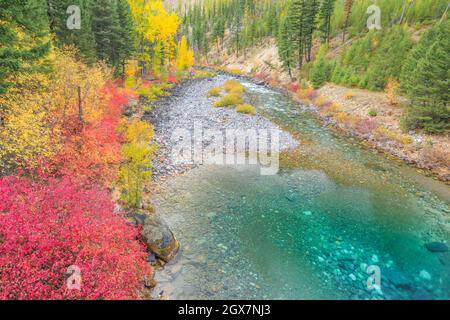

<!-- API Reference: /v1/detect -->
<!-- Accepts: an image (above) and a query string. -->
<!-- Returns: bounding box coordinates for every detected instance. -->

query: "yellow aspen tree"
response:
[176,35,195,71]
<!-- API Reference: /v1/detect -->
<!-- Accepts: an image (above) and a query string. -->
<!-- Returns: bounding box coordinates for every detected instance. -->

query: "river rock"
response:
[142,213,180,262]
[425,242,448,253]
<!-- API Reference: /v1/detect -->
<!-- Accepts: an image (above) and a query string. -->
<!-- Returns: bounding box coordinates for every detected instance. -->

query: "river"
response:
[151,76,450,300]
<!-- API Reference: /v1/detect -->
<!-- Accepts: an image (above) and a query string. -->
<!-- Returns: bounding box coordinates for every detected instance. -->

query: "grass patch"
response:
[213,94,244,108]
[236,104,257,115]
[224,80,246,94]
[368,108,378,117]
[207,87,222,97]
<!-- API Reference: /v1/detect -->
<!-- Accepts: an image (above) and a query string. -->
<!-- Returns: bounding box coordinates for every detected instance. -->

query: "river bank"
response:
[142,73,449,300]
[143,75,299,184]
[202,40,449,184]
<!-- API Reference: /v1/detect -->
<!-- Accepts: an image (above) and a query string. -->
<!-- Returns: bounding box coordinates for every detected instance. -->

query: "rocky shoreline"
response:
[205,68,449,184]
[143,74,299,182]
[134,72,449,300]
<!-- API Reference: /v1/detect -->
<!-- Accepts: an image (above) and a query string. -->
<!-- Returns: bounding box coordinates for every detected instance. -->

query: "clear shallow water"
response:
[152,78,450,300]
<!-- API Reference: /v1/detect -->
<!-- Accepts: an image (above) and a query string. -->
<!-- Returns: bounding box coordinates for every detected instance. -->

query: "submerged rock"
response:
[425,242,448,253]
[142,213,180,262]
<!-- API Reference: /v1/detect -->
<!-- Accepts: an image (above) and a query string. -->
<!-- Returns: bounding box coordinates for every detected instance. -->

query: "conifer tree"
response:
[304,0,319,62]
[278,17,295,79]
[287,0,307,70]
[342,0,354,43]
[401,21,450,133]
[318,0,336,43]
[91,0,121,66]
[47,0,97,63]
[116,0,136,78]
[0,0,51,93]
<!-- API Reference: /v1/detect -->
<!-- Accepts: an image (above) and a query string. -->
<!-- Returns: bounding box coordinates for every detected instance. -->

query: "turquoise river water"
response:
[152,78,450,300]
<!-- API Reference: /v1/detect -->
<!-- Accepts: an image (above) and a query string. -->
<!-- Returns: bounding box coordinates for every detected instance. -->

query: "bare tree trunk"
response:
[78,86,84,126]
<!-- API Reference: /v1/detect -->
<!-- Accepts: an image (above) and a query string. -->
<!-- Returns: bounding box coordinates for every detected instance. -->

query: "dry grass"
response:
[314,96,331,108]
[207,87,222,97]
[376,127,413,145]
[344,91,355,100]
[323,103,343,115]
[236,104,257,115]
[224,80,245,94]
[421,145,450,167]
[296,88,317,101]
[213,94,244,108]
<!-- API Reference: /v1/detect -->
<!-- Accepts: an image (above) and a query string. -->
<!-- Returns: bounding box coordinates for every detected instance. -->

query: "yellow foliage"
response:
[207,87,222,97]
[344,91,355,100]
[49,48,111,123]
[385,79,399,106]
[236,104,257,115]
[324,103,343,115]
[296,88,315,100]
[0,47,114,173]
[213,94,244,108]
[314,96,329,107]
[376,127,412,145]
[119,118,158,208]
[176,36,194,71]
[128,0,181,73]
[227,68,243,75]
[224,80,245,94]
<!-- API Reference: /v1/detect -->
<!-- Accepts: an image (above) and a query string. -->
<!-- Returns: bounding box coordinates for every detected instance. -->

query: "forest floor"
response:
[202,37,450,183]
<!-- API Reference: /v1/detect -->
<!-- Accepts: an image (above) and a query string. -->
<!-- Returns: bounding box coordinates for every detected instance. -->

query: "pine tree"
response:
[47,0,97,63]
[342,0,354,43]
[304,0,319,62]
[116,0,136,78]
[287,0,307,70]
[401,21,450,133]
[401,23,441,96]
[231,0,245,54]
[91,0,121,66]
[366,26,412,90]
[278,17,295,79]
[310,45,331,88]
[318,0,336,43]
[0,0,51,94]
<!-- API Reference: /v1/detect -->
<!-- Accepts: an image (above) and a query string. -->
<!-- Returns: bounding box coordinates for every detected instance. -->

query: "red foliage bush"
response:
[45,84,130,187]
[288,82,300,93]
[0,176,151,300]
[255,72,269,82]
[167,75,177,84]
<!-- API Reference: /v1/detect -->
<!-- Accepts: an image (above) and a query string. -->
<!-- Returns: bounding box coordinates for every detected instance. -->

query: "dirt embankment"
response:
[202,37,450,183]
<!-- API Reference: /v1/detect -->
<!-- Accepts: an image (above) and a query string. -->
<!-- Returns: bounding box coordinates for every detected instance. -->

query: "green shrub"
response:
[368,108,378,117]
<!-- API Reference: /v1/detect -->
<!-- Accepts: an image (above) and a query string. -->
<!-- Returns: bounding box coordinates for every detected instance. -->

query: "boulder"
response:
[142,214,179,262]
[425,242,448,253]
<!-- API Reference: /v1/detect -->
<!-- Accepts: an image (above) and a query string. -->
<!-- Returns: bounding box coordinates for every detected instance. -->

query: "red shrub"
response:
[288,82,300,93]
[45,84,128,187]
[255,72,269,82]
[167,74,177,84]
[0,176,151,300]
